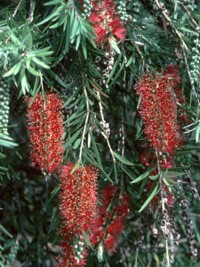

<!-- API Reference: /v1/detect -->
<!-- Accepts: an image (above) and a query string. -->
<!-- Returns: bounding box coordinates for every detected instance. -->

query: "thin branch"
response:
[153,0,189,50]
[78,87,90,164]
[97,91,116,163]
[155,149,165,211]
[29,0,35,22]
[121,119,125,158]
[165,239,171,267]
[13,0,23,17]
[178,0,200,32]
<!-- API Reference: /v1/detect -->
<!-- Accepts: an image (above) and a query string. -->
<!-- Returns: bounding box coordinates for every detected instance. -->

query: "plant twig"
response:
[97,91,116,163]
[178,0,200,32]
[78,87,90,164]
[153,0,189,50]
[13,0,23,17]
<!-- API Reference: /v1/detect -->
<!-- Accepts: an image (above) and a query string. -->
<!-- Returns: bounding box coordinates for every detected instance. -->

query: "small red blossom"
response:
[89,0,126,44]
[59,163,98,235]
[26,93,64,174]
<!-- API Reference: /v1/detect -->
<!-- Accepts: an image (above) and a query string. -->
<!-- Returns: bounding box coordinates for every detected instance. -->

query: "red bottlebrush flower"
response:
[89,0,126,44]
[135,73,181,155]
[90,184,130,255]
[59,163,98,235]
[26,93,64,174]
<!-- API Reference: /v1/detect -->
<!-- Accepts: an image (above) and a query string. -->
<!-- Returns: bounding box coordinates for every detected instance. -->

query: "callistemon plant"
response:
[89,0,126,44]
[26,92,64,174]
[135,71,182,156]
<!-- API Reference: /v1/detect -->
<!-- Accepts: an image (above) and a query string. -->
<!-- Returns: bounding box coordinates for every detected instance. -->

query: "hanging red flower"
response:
[57,163,98,266]
[89,0,126,44]
[59,162,98,235]
[26,92,64,174]
[135,73,182,155]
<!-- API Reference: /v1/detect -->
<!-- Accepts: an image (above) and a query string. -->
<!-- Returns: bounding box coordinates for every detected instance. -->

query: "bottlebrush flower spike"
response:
[59,163,98,235]
[26,92,64,174]
[135,73,182,155]
[90,184,130,255]
[89,0,126,44]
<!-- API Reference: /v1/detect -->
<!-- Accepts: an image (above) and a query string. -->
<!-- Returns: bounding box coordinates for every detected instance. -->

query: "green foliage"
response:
[0,0,199,266]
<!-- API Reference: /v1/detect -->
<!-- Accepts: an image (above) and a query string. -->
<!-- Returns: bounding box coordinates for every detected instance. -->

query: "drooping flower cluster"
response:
[27,93,64,174]
[135,72,182,155]
[57,163,98,266]
[89,0,126,44]
[59,163,98,234]
[90,184,130,255]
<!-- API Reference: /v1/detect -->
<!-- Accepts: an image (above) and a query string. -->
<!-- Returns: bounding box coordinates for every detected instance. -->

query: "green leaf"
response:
[64,129,82,149]
[75,33,81,50]
[149,174,159,180]
[27,66,41,76]
[82,230,92,248]
[0,224,13,238]
[113,152,134,166]
[65,20,71,52]
[126,54,134,67]
[0,135,18,148]
[44,0,61,6]
[20,73,29,94]
[131,167,154,183]
[0,153,6,159]
[0,166,8,171]
[97,244,104,263]
[195,123,200,143]
[91,135,103,168]
[3,63,21,77]
[110,39,121,54]
[73,138,81,149]
[71,18,79,41]
[81,37,87,59]
[164,171,185,178]
[139,185,159,213]
[32,57,50,69]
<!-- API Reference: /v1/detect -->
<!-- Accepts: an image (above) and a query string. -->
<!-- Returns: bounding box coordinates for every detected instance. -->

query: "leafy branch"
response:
[38,0,96,56]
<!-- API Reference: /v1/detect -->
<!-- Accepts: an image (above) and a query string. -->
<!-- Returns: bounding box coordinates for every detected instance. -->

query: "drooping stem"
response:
[97,91,116,163]
[78,87,90,165]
